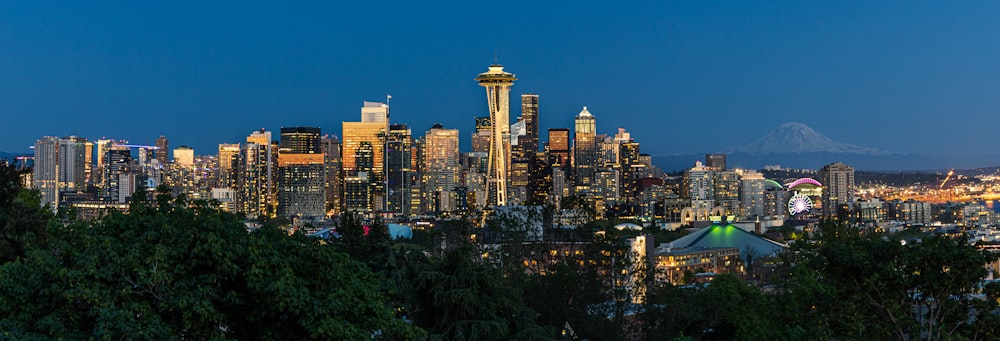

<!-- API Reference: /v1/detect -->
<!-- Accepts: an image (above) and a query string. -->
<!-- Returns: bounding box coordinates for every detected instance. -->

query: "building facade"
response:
[820,162,855,218]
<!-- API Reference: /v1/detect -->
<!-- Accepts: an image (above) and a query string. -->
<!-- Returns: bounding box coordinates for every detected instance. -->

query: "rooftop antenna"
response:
[494,49,498,64]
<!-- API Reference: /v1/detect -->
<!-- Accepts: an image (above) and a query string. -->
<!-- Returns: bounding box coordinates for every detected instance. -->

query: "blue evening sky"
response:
[2,1,999,157]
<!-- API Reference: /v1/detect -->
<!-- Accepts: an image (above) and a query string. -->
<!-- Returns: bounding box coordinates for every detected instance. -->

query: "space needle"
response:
[475,63,516,207]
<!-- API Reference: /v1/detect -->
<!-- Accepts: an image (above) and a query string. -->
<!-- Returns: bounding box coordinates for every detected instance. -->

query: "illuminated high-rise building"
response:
[238,129,276,219]
[509,117,529,205]
[547,128,570,168]
[551,166,569,203]
[820,162,855,218]
[475,64,516,207]
[275,127,325,218]
[597,135,618,168]
[217,143,240,189]
[342,102,389,210]
[421,124,460,213]
[321,135,342,216]
[385,124,416,215]
[61,136,89,194]
[471,116,492,154]
[619,140,643,200]
[764,188,792,218]
[738,170,766,218]
[529,150,552,204]
[95,139,112,168]
[361,101,389,123]
[573,106,597,185]
[714,170,740,216]
[684,161,715,211]
[33,136,90,207]
[520,94,540,157]
[705,153,726,171]
[173,146,194,168]
[276,152,326,218]
[246,129,271,145]
[156,136,169,165]
[343,141,375,213]
[343,173,371,212]
[164,146,196,196]
[102,148,132,203]
[83,141,94,185]
[280,127,322,154]
[509,94,541,205]
[595,168,621,203]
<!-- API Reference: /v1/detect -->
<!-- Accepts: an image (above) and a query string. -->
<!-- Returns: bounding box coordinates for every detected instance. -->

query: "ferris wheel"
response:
[787,193,814,215]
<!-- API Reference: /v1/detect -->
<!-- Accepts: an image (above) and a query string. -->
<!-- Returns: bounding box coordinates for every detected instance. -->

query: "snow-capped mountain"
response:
[734,122,893,155]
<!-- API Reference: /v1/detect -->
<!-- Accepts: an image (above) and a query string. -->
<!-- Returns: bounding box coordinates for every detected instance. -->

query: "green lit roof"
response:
[668,224,787,261]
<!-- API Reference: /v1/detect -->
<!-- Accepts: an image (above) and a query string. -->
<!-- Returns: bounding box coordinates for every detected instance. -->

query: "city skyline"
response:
[5,2,1000,158]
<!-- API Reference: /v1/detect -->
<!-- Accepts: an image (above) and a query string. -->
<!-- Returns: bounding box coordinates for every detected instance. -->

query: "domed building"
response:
[664,217,786,263]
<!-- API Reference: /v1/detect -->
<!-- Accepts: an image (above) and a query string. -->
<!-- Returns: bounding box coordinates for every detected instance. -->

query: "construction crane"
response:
[939,169,955,189]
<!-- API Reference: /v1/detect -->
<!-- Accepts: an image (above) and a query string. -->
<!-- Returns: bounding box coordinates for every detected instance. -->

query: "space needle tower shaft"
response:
[475,64,517,207]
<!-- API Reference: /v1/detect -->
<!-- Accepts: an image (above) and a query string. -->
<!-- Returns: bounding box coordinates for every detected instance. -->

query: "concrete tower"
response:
[475,64,516,207]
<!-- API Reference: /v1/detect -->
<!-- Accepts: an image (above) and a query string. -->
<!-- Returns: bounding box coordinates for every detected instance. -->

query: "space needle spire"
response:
[475,63,517,207]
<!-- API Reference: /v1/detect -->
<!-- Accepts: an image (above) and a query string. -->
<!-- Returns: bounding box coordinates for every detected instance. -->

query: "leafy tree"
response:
[643,274,781,341]
[0,163,52,264]
[0,189,420,339]
[412,246,551,340]
[780,219,998,340]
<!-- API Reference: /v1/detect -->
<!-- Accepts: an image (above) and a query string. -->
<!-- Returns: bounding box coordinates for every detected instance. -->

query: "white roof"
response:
[614,222,643,230]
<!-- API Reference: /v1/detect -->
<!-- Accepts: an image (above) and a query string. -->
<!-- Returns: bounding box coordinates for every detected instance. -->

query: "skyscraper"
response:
[156,136,169,166]
[280,127,322,154]
[573,106,597,185]
[276,152,326,218]
[33,137,59,206]
[509,118,530,205]
[238,129,276,219]
[820,162,855,218]
[705,153,726,170]
[361,101,389,123]
[275,127,325,218]
[738,170,766,218]
[547,128,570,168]
[619,140,643,200]
[32,136,89,207]
[471,116,492,154]
[475,64,516,207]
[321,135,342,216]
[102,148,132,203]
[684,161,715,212]
[173,146,194,168]
[713,170,740,216]
[385,124,415,215]
[421,124,460,213]
[217,143,240,189]
[509,94,541,206]
[343,102,389,211]
[520,94,540,157]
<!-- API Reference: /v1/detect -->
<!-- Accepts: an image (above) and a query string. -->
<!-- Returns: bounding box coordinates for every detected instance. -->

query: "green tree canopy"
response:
[0,163,51,264]
[0,190,420,339]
